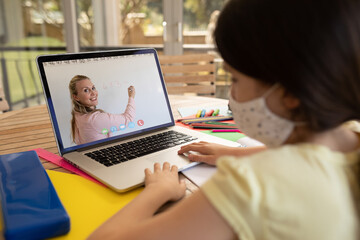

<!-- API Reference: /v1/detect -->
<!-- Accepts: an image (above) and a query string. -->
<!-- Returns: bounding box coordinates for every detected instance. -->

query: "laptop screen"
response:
[37,48,174,154]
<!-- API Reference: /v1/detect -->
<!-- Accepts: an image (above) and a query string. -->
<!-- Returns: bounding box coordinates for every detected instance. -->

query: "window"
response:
[0,0,66,110]
[76,0,164,49]
[0,0,231,110]
[183,0,226,46]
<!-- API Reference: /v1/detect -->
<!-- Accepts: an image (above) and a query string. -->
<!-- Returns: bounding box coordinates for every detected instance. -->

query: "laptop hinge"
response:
[75,126,174,152]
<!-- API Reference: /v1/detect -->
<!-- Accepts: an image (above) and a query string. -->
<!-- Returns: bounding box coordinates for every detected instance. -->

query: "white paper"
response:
[236,136,264,147]
[181,163,217,187]
[181,137,264,187]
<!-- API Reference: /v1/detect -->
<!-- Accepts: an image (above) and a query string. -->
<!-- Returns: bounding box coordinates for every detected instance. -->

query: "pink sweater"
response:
[74,98,135,145]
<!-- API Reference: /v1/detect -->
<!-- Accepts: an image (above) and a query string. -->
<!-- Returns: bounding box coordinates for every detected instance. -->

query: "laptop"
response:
[36,48,239,192]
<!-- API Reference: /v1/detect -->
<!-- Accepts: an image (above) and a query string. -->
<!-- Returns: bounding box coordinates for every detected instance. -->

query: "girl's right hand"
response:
[178,141,266,165]
[178,141,234,165]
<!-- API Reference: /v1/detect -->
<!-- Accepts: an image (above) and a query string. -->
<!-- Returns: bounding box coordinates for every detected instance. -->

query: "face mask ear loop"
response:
[263,83,307,127]
[262,83,281,99]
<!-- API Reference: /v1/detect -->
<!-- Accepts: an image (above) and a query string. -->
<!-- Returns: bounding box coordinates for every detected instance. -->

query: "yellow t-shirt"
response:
[202,127,360,240]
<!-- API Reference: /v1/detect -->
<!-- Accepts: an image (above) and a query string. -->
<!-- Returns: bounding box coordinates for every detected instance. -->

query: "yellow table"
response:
[0,95,229,239]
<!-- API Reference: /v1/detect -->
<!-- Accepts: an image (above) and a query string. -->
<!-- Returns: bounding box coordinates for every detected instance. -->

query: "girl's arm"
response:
[178,141,266,165]
[88,162,236,240]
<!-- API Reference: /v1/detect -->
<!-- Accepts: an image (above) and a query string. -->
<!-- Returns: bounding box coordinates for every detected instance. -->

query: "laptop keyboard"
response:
[84,130,198,167]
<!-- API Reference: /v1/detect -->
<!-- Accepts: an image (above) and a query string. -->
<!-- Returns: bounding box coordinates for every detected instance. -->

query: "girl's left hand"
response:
[144,162,186,202]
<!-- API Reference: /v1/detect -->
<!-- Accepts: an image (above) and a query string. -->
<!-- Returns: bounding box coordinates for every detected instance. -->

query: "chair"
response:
[0,87,9,112]
[158,54,216,97]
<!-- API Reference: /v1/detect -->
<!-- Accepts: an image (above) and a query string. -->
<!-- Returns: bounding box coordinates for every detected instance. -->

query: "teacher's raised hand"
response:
[128,86,135,98]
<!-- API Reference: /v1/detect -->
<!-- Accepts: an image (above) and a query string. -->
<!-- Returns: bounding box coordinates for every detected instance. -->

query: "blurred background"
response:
[0,0,232,111]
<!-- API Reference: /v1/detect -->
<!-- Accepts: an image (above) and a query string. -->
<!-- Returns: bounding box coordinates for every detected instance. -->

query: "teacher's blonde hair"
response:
[69,75,103,143]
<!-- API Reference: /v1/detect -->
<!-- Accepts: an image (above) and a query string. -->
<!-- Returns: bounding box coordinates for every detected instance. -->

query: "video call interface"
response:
[42,52,173,151]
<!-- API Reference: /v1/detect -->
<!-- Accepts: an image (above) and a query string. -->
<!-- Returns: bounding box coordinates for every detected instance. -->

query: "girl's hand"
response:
[178,141,266,165]
[178,141,234,165]
[128,86,135,98]
[144,162,186,202]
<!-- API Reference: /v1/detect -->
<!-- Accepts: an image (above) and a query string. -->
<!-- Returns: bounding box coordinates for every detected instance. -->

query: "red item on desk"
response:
[33,148,106,187]
[212,129,242,133]
[205,110,214,117]
[175,119,236,130]
[190,123,238,129]
[181,116,233,124]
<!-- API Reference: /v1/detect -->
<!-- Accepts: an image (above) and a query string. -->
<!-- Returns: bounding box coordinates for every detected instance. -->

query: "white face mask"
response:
[229,84,300,147]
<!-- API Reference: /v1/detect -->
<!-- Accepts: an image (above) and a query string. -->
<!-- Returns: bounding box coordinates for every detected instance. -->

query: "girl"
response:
[89,0,360,239]
[69,75,136,145]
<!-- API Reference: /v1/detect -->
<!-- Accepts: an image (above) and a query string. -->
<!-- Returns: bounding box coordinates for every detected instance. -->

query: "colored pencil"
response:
[181,116,233,124]
[205,109,214,117]
[212,109,220,116]
[212,129,242,133]
[190,123,238,129]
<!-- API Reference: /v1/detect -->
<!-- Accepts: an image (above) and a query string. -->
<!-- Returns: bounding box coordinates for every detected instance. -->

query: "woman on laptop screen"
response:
[69,75,136,145]
[89,0,360,239]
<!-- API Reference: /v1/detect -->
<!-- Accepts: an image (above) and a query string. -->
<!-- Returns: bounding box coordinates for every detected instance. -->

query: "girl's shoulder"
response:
[343,120,360,133]
[206,143,359,240]
[217,142,358,180]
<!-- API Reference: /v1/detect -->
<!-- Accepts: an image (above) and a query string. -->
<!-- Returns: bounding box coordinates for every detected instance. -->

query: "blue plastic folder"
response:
[0,151,70,240]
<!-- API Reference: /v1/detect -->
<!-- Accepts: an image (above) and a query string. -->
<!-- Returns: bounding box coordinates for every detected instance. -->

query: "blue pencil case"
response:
[0,150,70,240]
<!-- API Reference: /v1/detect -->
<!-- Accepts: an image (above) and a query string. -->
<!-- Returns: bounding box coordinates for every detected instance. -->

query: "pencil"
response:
[205,109,214,117]
[190,123,238,129]
[181,116,233,124]
[212,109,220,116]
[191,126,238,129]
[212,129,242,133]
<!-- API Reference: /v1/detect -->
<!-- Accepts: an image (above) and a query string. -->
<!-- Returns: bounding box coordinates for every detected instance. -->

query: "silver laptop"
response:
[36,48,239,192]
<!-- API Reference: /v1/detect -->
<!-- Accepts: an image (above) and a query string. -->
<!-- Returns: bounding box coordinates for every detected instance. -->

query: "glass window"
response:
[0,0,231,109]
[0,0,66,110]
[183,0,227,45]
[182,1,230,99]
[6,0,65,47]
[76,0,164,49]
